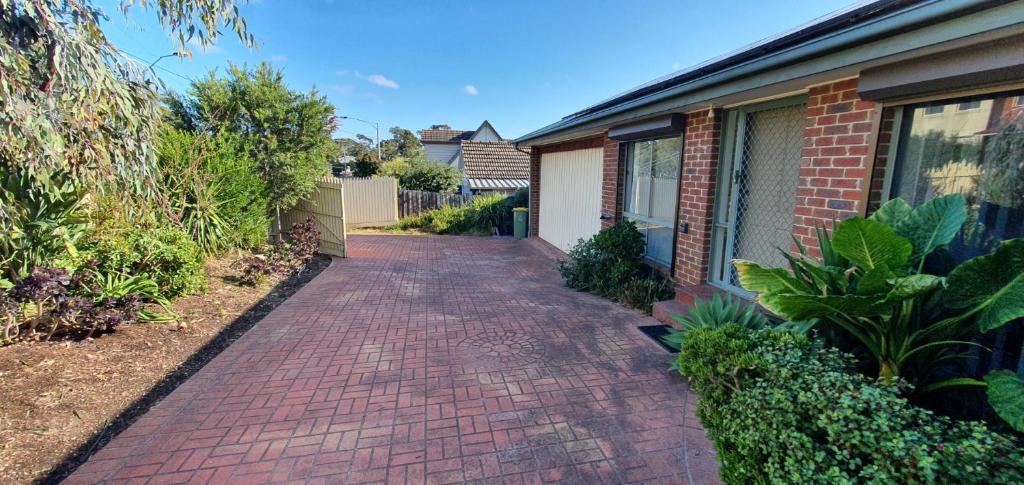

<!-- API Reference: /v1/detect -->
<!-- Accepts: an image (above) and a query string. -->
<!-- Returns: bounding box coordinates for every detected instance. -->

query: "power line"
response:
[116,48,195,84]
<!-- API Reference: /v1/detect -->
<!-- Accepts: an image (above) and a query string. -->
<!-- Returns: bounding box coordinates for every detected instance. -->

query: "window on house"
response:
[623,137,682,266]
[957,100,982,111]
[923,105,945,115]
[888,90,1024,377]
[889,91,1024,265]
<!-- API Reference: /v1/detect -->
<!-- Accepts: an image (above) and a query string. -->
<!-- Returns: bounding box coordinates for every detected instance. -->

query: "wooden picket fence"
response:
[399,190,472,218]
[343,176,400,227]
[271,176,347,257]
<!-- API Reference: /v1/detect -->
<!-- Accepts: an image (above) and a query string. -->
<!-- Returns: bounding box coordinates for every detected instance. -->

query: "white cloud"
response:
[367,74,399,89]
[270,54,288,62]
[672,62,682,70]
[187,37,223,54]
[463,85,479,96]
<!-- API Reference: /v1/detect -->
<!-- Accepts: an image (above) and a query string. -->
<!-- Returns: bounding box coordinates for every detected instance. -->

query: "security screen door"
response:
[710,97,806,292]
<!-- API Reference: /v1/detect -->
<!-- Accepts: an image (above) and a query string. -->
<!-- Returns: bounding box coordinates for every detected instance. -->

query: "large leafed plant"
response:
[734,194,1024,431]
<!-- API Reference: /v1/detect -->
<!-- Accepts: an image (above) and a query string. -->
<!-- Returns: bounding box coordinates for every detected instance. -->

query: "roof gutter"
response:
[516,0,1014,145]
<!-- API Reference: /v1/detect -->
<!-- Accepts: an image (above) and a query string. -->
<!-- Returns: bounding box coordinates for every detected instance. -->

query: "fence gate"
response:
[399,190,472,218]
[272,176,347,257]
[342,177,399,227]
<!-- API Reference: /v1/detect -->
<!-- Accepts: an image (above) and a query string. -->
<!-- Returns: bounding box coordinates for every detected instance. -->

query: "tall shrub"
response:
[1,0,252,189]
[156,128,270,252]
[166,63,338,220]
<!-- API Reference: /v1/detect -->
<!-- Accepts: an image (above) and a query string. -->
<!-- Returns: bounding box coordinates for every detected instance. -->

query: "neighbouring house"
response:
[418,120,502,164]
[453,140,531,195]
[419,120,530,195]
[515,0,1024,340]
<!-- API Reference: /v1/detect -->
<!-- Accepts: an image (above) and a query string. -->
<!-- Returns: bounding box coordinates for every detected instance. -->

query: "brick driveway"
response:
[68,235,719,484]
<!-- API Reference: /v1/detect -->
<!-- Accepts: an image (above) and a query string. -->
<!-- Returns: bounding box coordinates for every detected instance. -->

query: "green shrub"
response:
[382,155,462,192]
[0,169,89,280]
[620,274,675,314]
[558,221,645,298]
[556,221,675,313]
[678,325,1024,484]
[157,128,270,252]
[394,193,512,235]
[83,226,206,298]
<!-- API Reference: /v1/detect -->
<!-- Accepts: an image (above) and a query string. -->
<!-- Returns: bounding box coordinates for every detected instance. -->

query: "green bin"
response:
[513,207,528,240]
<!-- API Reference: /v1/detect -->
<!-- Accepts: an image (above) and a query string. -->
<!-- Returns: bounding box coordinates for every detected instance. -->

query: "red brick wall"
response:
[527,136,607,238]
[528,149,542,237]
[674,110,722,287]
[601,136,622,229]
[867,107,898,213]
[793,78,879,256]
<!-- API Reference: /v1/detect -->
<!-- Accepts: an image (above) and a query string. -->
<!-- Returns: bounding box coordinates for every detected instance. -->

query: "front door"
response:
[710,97,806,292]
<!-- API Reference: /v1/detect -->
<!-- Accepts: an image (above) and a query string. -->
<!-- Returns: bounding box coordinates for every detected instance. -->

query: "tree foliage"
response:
[0,0,253,186]
[381,154,461,192]
[166,62,338,211]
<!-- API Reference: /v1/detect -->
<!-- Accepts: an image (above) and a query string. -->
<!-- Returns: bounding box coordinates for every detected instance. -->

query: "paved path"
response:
[68,235,719,484]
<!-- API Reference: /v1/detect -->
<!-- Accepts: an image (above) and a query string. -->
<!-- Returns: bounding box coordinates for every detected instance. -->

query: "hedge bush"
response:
[677,325,1024,484]
[395,193,512,235]
[557,221,673,313]
[82,226,206,298]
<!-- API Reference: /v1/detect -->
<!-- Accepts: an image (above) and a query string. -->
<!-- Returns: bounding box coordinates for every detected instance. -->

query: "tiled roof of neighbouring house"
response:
[460,141,531,180]
[419,128,474,143]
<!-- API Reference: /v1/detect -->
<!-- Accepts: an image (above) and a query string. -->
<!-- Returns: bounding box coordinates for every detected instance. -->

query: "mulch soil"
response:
[0,253,331,484]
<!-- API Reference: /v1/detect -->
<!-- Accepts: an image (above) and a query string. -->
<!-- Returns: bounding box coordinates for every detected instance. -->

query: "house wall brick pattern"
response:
[867,107,898,213]
[673,110,722,287]
[793,78,879,257]
[601,136,622,229]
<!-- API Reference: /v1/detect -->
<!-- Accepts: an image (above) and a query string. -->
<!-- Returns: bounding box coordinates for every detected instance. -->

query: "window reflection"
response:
[893,92,1024,264]
[623,137,682,266]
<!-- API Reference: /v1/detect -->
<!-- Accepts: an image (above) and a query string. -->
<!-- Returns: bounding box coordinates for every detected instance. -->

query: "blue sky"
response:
[102,0,853,141]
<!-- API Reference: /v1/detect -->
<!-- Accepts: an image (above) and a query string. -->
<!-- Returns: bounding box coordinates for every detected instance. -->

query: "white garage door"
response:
[538,147,604,252]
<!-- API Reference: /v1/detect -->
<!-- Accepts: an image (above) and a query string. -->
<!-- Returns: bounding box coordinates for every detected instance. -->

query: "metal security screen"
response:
[711,99,805,291]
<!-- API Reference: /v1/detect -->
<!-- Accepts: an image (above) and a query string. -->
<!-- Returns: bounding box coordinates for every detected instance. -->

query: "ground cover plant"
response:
[676,325,1024,484]
[558,221,675,313]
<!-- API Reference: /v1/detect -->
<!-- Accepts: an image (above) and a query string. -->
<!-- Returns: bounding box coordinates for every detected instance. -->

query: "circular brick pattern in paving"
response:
[457,330,545,368]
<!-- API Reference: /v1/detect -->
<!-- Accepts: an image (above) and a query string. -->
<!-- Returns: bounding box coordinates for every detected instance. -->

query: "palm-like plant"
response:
[0,170,88,280]
[734,195,1024,391]
[662,294,771,350]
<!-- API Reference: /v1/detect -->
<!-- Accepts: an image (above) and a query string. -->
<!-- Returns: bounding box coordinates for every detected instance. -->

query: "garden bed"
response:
[0,253,330,484]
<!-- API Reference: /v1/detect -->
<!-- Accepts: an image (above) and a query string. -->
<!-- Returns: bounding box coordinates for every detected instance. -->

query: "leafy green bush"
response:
[677,325,1024,484]
[382,155,462,192]
[662,294,771,350]
[735,195,1023,389]
[558,221,645,298]
[0,169,88,280]
[557,221,674,313]
[394,194,511,235]
[157,128,270,253]
[620,274,675,314]
[82,226,206,298]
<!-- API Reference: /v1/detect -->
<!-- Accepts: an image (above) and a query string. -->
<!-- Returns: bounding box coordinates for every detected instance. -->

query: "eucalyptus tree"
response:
[0,0,254,187]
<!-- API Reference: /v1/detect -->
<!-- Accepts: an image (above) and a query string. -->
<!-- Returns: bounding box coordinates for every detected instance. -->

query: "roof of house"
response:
[516,0,1008,145]
[419,128,474,143]
[460,141,531,180]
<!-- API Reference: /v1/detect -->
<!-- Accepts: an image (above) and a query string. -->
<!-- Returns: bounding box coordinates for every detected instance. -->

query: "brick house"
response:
[514,0,1024,321]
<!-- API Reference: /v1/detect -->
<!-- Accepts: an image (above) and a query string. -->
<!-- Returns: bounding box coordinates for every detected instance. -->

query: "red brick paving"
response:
[67,235,720,484]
